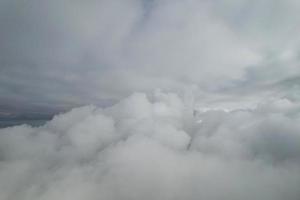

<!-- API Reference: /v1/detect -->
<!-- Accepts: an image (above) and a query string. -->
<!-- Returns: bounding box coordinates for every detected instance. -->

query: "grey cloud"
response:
[0,0,269,109]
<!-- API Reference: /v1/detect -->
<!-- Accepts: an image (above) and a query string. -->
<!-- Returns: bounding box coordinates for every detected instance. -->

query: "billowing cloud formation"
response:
[1,1,300,198]
[2,0,300,109]
[1,91,300,200]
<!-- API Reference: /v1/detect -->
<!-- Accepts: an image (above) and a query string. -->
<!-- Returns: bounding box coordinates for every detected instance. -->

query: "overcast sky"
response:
[1,0,300,113]
[1,1,300,199]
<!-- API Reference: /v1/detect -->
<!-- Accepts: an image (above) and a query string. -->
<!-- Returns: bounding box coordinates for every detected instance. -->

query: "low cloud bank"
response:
[1,91,300,200]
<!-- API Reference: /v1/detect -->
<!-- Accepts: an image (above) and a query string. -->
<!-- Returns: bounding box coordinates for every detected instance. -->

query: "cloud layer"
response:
[1,1,300,198]
[1,91,300,200]
[1,0,300,109]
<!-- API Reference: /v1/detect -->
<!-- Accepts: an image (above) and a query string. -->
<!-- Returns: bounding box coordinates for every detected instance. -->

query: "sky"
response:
[1,1,300,200]
[1,0,300,114]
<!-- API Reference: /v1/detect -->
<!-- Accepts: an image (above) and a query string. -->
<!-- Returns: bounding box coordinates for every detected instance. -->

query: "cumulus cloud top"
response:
[1,91,300,200]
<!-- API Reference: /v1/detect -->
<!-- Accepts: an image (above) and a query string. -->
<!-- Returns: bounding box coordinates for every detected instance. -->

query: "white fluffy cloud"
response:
[1,91,300,200]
